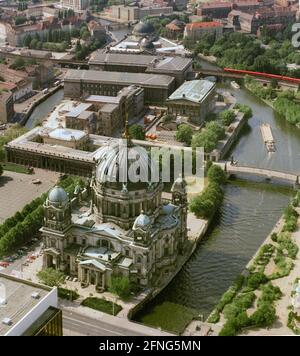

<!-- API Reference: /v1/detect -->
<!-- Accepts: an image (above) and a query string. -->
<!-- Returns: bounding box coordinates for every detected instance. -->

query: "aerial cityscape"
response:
[0,0,300,338]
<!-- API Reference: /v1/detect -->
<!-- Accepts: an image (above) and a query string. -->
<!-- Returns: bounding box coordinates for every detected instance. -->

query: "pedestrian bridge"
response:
[218,162,299,187]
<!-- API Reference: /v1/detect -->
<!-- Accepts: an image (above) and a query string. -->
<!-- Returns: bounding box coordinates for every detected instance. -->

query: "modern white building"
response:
[0,273,62,336]
[60,0,89,12]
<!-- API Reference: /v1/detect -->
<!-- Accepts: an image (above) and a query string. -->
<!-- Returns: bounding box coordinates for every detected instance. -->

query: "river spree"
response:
[135,181,292,322]
[227,86,300,173]
[135,80,300,324]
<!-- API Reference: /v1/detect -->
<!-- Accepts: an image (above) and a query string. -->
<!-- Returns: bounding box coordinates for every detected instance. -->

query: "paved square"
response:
[0,169,60,223]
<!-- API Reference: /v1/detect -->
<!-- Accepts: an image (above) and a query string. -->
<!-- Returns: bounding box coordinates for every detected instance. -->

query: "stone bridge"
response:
[217,161,300,188]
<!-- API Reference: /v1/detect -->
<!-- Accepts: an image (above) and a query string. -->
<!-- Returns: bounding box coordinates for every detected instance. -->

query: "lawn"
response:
[137,301,198,335]
[81,297,122,316]
[2,163,30,174]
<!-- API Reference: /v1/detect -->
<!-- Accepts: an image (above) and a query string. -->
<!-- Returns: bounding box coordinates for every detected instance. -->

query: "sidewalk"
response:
[243,208,300,336]
[60,299,173,336]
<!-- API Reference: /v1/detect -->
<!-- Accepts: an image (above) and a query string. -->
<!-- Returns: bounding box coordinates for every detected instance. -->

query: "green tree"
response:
[205,121,225,139]
[47,29,53,42]
[270,79,279,89]
[220,110,235,126]
[176,124,193,145]
[109,276,131,300]
[192,131,217,153]
[0,164,3,177]
[189,181,224,218]
[10,57,25,70]
[23,34,32,47]
[250,303,277,327]
[219,320,237,336]
[207,164,227,185]
[37,268,65,287]
[234,104,253,119]
[29,38,39,49]
[190,195,215,218]
[247,272,268,290]
[15,16,27,26]
[75,40,82,53]
[129,124,145,140]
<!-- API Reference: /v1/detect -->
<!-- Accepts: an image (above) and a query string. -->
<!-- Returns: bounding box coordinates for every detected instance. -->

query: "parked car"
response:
[32,179,42,185]
[0,261,9,268]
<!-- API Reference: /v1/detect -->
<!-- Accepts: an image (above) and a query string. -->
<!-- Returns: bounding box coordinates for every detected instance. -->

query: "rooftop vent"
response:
[31,292,40,299]
[2,318,12,326]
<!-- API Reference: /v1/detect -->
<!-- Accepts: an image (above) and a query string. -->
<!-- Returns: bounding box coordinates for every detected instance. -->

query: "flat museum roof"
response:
[64,70,174,88]
[48,128,87,141]
[167,80,216,103]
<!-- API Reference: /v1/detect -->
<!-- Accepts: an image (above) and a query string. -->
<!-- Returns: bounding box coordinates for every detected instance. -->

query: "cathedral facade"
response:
[41,140,188,291]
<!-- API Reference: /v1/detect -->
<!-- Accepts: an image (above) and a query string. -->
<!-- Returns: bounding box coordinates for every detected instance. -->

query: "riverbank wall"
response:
[210,110,248,162]
[128,217,210,322]
[17,85,63,126]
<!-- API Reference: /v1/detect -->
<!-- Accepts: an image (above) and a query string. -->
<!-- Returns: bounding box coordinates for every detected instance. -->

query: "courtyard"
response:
[0,168,60,223]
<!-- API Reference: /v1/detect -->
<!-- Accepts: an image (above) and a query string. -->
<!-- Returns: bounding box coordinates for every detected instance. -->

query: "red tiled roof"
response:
[186,21,223,30]
[166,23,183,31]
[200,2,232,9]
[0,82,17,91]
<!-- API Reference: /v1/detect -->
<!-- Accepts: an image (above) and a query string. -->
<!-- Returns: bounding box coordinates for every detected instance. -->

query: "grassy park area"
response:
[136,301,198,335]
[81,297,122,316]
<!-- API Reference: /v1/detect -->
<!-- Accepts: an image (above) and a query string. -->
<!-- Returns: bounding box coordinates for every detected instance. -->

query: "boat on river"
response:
[260,123,276,152]
[231,81,240,89]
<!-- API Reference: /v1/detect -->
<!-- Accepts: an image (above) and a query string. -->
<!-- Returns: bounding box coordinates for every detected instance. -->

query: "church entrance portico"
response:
[79,262,106,290]
[43,248,61,270]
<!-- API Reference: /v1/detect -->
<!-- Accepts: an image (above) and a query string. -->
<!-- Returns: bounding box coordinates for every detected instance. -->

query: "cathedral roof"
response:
[48,186,69,207]
[171,175,187,193]
[140,37,155,51]
[133,21,155,37]
[133,211,151,230]
[79,259,106,271]
[95,141,158,188]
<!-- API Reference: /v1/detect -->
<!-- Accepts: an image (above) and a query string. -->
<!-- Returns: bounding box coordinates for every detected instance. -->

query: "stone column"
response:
[102,273,105,288]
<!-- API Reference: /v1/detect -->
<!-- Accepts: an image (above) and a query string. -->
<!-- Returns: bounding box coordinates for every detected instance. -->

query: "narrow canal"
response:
[25,89,64,129]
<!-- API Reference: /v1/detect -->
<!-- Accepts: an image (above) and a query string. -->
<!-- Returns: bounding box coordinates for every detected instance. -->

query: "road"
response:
[63,309,152,336]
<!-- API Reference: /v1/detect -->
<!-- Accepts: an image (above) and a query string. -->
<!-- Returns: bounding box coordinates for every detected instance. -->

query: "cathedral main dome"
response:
[133,21,155,39]
[92,139,163,230]
[95,140,158,189]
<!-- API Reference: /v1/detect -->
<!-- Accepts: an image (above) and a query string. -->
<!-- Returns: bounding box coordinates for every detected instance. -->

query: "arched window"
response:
[102,240,108,248]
